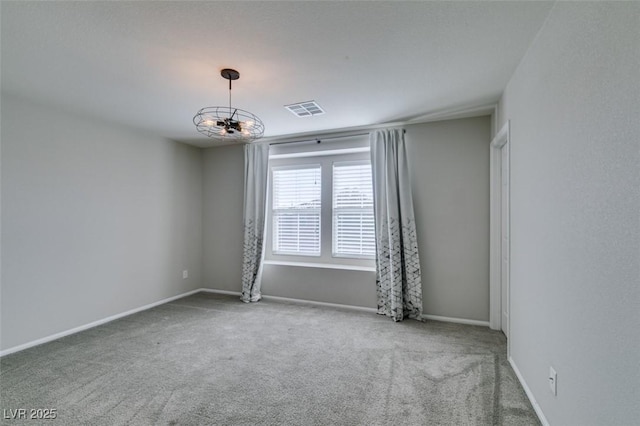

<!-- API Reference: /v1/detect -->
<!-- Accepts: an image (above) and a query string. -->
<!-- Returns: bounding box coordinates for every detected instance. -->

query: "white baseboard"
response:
[422,314,490,327]
[202,289,490,327]
[199,288,241,297]
[0,288,203,357]
[509,356,550,426]
[200,288,377,314]
[262,294,377,314]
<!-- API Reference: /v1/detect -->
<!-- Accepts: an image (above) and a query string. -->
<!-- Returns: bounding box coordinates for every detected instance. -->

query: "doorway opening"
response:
[490,121,510,343]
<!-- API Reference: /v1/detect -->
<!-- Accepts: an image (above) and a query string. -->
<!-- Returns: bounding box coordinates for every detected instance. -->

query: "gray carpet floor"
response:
[0,292,539,425]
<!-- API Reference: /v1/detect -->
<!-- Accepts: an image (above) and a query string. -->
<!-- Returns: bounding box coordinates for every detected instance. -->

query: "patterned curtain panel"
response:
[370,129,423,321]
[240,143,270,303]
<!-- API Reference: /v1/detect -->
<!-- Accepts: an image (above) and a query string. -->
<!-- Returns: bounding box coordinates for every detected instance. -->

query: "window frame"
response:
[271,163,322,257]
[331,159,375,259]
[265,149,375,269]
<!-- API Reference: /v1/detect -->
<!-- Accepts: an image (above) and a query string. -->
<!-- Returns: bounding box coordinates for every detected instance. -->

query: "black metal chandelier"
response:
[193,69,265,141]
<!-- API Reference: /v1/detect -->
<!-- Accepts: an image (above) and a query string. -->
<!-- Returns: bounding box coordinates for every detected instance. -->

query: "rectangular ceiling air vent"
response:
[285,100,325,117]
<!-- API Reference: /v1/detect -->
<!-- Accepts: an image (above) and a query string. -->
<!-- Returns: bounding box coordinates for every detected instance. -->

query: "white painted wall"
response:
[262,265,377,308]
[497,3,640,425]
[203,117,490,320]
[202,145,245,292]
[407,117,490,321]
[0,94,203,351]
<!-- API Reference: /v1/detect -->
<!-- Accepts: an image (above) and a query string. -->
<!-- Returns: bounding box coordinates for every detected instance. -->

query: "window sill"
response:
[263,260,376,272]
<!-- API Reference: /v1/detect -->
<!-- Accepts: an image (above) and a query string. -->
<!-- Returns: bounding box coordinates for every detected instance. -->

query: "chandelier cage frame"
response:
[193,69,265,142]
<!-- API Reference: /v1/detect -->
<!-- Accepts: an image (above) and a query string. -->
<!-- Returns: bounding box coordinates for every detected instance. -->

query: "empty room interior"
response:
[1,1,638,425]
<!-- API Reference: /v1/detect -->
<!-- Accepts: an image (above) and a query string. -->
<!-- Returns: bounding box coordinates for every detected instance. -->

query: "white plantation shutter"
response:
[272,165,322,255]
[332,162,375,257]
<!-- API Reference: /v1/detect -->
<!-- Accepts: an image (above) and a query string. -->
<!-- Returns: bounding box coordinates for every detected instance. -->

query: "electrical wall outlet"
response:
[549,366,557,396]
[182,270,188,279]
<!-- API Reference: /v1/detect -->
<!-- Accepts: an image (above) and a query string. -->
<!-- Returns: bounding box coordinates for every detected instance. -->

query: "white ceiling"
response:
[1,1,554,147]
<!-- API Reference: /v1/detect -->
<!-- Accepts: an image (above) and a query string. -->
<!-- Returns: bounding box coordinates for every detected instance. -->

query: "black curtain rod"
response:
[269,129,405,146]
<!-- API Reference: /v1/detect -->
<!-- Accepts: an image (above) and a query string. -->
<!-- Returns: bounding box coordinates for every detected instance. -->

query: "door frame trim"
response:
[489,121,510,335]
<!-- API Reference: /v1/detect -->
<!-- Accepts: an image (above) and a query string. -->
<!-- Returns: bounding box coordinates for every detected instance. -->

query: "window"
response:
[332,162,375,257]
[266,142,375,269]
[272,165,321,256]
